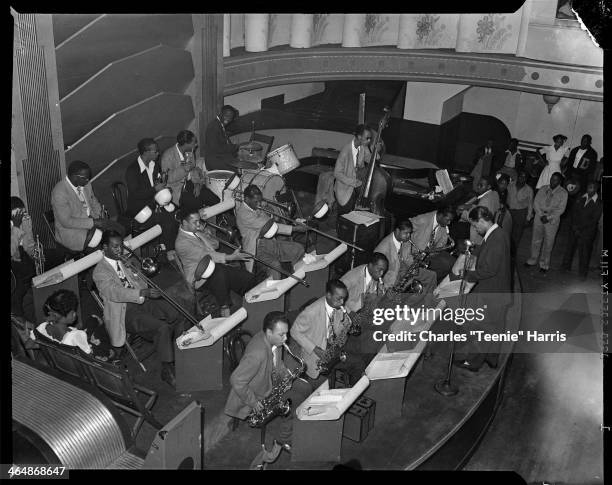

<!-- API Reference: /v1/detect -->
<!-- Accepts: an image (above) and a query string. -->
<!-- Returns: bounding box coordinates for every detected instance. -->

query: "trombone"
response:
[120,245,203,328]
[233,195,365,252]
[200,220,309,287]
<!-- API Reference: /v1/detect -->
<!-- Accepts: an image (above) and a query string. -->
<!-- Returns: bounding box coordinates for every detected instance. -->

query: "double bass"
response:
[355,107,393,220]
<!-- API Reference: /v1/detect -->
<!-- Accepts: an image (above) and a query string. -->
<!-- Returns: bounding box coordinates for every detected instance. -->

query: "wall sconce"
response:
[542,94,561,113]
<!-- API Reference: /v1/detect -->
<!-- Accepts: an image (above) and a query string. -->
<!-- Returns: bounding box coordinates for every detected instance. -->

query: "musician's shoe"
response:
[523,262,536,268]
[276,440,292,453]
[454,360,480,372]
[161,364,176,388]
[539,267,548,274]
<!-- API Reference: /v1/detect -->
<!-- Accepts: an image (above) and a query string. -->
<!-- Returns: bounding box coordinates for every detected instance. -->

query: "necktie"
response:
[116,261,133,288]
[76,187,90,216]
[327,310,335,339]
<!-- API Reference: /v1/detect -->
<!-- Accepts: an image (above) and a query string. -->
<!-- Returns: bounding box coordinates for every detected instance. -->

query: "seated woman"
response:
[179,167,220,214]
[32,289,115,361]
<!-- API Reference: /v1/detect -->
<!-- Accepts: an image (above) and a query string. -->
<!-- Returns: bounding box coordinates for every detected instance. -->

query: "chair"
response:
[43,210,84,261]
[112,182,133,236]
[252,133,274,158]
[82,357,162,439]
[32,328,91,384]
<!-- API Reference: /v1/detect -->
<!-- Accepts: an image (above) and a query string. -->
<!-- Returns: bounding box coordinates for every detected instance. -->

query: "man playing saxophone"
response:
[374,220,438,294]
[225,311,311,450]
[340,252,389,314]
[290,280,359,387]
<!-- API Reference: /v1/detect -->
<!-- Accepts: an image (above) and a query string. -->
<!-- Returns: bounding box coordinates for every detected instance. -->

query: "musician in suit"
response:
[179,166,220,214]
[290,280,352,386]
[333,124,373,215]
[51,161,123,252]
[562,181,603,278]
[409,206,456,281]
[225,311,312,448]
[92,230,184,387]
[235,185,305,276]
[374,220,438,293]
[160,130,197,205]
[204,105,240,172]
[563,134,598,193]
[240,160,289,219]
[525,172,568,273]
[175,209,257,316]
[458,177,501,245]
[340,253,389,313]
[125,138,180,254]
[455,206,511,372]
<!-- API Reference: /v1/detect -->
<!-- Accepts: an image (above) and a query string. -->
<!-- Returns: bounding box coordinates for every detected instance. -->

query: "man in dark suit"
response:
[225,311,312,448]
[564,134,598,192]
[125,138,179,253]
[455,206,511,372]
[562,181,603,278]
[204,105,240,172]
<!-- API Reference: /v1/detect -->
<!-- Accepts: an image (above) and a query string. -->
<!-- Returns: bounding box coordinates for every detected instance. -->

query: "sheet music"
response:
[365,352,412,380]
[436,169,454,194]
[341,210,381,227]
[434,277,475,299]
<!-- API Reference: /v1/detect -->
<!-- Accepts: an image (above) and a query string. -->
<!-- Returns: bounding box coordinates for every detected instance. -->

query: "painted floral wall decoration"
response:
[415,14,446,47]
[313,13,330,45]
[361,14,390,45]
[475,14,513,50]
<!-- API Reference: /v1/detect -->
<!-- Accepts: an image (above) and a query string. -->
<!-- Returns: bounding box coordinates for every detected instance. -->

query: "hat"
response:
[84,227,103,249]
[135,206,153,223]
[259,220,278,239]
[194,255,215,282]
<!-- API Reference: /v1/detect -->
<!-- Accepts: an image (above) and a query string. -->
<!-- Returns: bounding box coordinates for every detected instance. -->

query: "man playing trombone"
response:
[236,185,306,277]
[175,208,259,317]
[93,230,185,387]
[375,220,438,293]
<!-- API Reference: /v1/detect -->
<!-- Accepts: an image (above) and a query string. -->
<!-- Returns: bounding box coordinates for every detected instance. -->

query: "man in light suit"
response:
[204,105,240,172]
[374,220,438,293]
[175,209,257,315]
[51,161,123,252]
[160,130,197,205]
[92,230,183,387]
[290,279,352,387]
[225,311,311,448]
[340,252,388,314]
[235,185,305,276]
[409,206,456,281]
[454,206,511,372]
[333,124,373,215]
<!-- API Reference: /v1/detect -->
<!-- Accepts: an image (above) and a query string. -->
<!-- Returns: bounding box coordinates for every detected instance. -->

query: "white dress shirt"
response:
[351,141,360,167]
[483,223,499,242]
[573,148,587,168]
[137,156,156,187]
[582,192,599,207]
[324,300,336,338]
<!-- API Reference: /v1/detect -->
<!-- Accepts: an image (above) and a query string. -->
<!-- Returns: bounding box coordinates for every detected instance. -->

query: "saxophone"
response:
[316,307,359,375]
[393,236,455,293]
[247,343,306,428]
[33,235,45,276]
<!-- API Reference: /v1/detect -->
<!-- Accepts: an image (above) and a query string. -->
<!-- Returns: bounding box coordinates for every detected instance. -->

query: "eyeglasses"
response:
[74,174,90,182]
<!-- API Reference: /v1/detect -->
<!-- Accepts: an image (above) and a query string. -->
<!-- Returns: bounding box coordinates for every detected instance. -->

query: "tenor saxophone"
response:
[247,343,306,428]
[316,307,358,375]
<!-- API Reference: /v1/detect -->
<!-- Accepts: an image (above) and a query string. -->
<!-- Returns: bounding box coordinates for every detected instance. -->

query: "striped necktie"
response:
[116,261,133,288]
[76,187,90,216]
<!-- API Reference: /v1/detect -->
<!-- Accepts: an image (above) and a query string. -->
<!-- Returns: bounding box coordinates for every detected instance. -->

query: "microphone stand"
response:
[434,244,473,397]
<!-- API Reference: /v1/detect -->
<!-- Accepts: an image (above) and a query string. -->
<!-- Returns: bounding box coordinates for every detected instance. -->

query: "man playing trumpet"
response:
[93,230,184,387]
[375,220,438,293]
[225,311,312,451]
[235,185,305,277]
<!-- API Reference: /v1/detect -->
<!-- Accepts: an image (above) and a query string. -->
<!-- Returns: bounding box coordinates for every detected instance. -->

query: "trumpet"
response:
[233,194,365,252]
[33,235,45,276]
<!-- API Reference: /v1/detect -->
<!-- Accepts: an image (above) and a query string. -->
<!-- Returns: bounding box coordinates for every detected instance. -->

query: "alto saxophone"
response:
[247,343,306,428]
[316,306,359,375]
